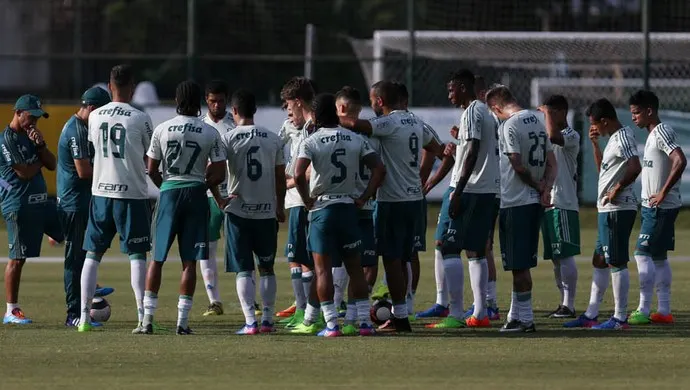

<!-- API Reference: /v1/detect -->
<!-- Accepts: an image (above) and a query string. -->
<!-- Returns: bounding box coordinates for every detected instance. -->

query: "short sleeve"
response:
[655,125,680,156]
[369,116,394,137]
[422,122,437,146]
[0,137,23,165]
[146,127,162,160]
[278,122,290,146]
[503,123,520,154]
[209,131,227,163]
[71,121,91,160]
[360,139,376,160]
[275,138,286,166]
[463,103,482,141]
[296,139,312,160]
[141,114,153,151]
[87,112,98,143]
[617,130,638,159]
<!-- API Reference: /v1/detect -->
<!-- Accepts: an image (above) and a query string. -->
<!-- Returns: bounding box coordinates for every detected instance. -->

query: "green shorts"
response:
[541,208,581,260]
[499,204,543,271]
[595,210,637,267]
[208,197,224,242]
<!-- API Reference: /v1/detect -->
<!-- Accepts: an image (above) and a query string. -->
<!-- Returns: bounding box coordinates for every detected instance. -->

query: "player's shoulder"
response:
[60,115,78,135]
[654,122,677,138]
[562,126,580,140]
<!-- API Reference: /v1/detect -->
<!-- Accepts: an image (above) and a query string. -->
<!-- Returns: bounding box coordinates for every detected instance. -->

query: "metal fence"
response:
[1,0,690,109]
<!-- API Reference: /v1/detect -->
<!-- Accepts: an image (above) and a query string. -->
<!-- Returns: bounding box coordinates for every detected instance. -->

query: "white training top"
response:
[147,115,226,184]
[202,112,235,197]
[222,125,285,219]
[641,122,682,209]
[88,102,153,199]
[368,110,434,202]
[298,127,375,211]
[597,126,639,212]
[449,100,500,194]
[550,127,580,211]
[355,135,381,211]
[498,110,553,208]
[279,119,310,209]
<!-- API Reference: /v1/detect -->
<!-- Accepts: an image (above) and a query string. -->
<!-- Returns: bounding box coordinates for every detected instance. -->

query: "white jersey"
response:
[368,110,434,202]
[449,100,500,194]
[147,115,226,185]
[641,123,682,209]
[279,119,309,209]
[597,126,639,212]
[550,127,580,211]
[355,135,381,211]
[223,125,284,219]
[498,110,553,208]
[298,127,375,211]
[202,112,235,197]
[88,102,153,199]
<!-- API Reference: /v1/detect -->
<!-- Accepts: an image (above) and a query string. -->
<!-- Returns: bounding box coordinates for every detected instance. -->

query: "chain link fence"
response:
[1,0,689,109]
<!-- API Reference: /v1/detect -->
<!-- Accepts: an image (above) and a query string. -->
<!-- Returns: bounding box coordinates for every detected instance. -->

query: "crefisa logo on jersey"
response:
[98,182,129,193]
[98,107,132,117]
[319,132,351,144]
[168,123,202,133]
[235,129,268,140]
[1,144,11,163]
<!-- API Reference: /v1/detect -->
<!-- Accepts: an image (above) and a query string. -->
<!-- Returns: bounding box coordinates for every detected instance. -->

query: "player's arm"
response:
[606,133,641,203]
[649,127,686,206]
[454,139,479,194]
[357,152,386,205]
[145,127,163,188]
[424,152,454,195]
[660,148,687,196]
[452,105,483,193]
[339,116,373,136]
[293,157,313,208]
[146,158,162,188]
[589,126,603,173]
[286,166,311,189]
[1,139,42,180]
[538,106,565,146]
[205,162,225,188]
[36,145,56,171]
[419,150,434,186]
[70,126,93,179]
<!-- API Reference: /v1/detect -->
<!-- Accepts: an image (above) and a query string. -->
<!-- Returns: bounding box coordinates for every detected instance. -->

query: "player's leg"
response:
[417,187,452,318]
[630,206,656,324]
[545,208,580,318]
[592,210,636,330]
[485,197,500,320]
[407,198,426,316]
[278,207,307,320]
[463,194,496,328]
[651,207,679,323]
[79,196,117,331]
[332,264,349,317]
[138,189,180,334]
[541,208,562,315]
[115,198,152,330]
[252,218,278,333]
[499,205,540,333]
[200,197,224,316]
[225,213,259,335]
[359,217,378,291]
[59,208,89,326]
[3,209,40,325]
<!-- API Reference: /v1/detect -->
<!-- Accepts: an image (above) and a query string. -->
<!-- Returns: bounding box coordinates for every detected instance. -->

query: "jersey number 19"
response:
[100,122,126,159]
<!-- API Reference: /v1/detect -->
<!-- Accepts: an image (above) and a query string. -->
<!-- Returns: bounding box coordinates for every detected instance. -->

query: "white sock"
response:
[434,250,448,306]
[552,259,564,304]
[177,295,193,329]
[6,303,19,315]
[79,257,99,325]
[321,302,338,329]
[486,281,497,308]
[507,291,519,321]
[260,274,277,324]
[304,302,319,324]
[443,256,464,319]
[345,300,357,324]
[142,291,158,327]
[332,266,349,308]
[236,273,256,325]
[130,259,146,322]
[355,299,371,326]
[584,267,610,319]
[469,258,488,319]
[200,240,221,304]
[559,256,578,310]
[654,259,672,315]
[634,255,655,315]
[405,262,414,314]
[301,270,314,302]
[611,267,630,322]
[290,267,306,310]
[516,291,533,324]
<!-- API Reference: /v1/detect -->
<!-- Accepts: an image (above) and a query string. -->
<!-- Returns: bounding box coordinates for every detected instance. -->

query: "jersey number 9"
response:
[100,122,126,159]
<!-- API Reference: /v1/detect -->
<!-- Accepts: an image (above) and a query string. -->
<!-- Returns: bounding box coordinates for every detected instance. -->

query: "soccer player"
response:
[340,80,444,332]
[56,87,113,326]
[426,70,500,329]
[293,93,385,336]
[486,85,557,333]
[78,64,154,333]
[222,89,286,335]
[140,80,227,335]
[628,90,686,325]
[565,98,641,330]
[1,94,62,324]
[276,77,317,328]
[199,80,236,316]
[537,95,581,319]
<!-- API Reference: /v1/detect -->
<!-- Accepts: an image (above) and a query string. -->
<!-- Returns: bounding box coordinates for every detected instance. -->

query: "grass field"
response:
[1,206,690,389]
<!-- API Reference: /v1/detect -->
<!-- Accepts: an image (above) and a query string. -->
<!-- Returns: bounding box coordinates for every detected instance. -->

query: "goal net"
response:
[349,31,690,109]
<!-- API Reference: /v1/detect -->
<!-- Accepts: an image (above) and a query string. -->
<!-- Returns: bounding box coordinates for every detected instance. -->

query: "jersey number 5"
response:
[165,140,201,175]
[331,148,347,184]
[528,131,547,167]
[99,122,126,159]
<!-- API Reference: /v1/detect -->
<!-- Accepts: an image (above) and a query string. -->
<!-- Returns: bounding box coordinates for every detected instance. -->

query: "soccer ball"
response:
[90,297,111,322]
[370,299,392,325]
